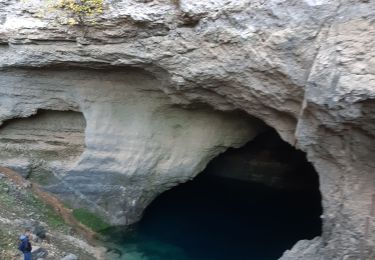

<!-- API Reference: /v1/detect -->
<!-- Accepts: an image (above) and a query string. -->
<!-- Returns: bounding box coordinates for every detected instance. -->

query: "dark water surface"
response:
[102,173,322,260]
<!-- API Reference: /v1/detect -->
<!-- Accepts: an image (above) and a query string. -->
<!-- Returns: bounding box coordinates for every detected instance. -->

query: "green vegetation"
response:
[0,228,17,257]
[0,179,68,232]
[63,201,73,209]
[25,194,68,230]
[72,208,110,232]
[31,0,104,26]
[0,181,15,205]
[29,168,56,186]
[53,0,104,25]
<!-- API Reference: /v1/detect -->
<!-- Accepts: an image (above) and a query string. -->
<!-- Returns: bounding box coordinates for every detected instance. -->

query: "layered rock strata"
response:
[0,68,261,225]
[0,0,374,259]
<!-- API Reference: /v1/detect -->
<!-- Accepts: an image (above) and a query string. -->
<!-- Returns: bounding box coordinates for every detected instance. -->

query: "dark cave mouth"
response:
[103,130,323,260]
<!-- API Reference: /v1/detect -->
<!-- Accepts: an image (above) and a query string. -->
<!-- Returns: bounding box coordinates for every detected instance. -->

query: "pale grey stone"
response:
[61,253,78,260]
[0,0,374,259]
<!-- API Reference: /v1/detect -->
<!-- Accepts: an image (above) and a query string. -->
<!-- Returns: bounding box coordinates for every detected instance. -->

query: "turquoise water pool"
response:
[102,173,322,260]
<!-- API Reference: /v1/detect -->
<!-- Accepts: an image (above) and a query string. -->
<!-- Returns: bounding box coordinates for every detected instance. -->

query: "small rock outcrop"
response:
[0,0,374,259]
[32,247,48,259]
[61,253,79,260]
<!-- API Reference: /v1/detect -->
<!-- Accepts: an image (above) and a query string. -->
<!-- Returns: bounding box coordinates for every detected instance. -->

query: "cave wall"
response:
[0,110,85,180]
[205,130,320,191]
[0,0,374,259]
[0,69,262,225]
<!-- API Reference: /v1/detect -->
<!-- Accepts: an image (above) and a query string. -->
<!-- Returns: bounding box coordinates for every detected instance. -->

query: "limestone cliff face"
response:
[0,69,260,225]
[0,109,85,178]
[0,0,374,259]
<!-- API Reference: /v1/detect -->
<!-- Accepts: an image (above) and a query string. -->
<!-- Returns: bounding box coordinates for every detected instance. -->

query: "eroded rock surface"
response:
[0,110,85,179]
[205,130,320,191]
[0,68,261,225]
[0,0,374,259]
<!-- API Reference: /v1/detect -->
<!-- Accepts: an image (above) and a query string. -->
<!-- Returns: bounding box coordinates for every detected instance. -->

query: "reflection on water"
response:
[102,173,322,260]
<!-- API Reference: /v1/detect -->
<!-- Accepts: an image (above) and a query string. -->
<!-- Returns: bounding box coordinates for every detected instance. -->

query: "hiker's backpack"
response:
[25,241,32,252]
[18,240,32,252]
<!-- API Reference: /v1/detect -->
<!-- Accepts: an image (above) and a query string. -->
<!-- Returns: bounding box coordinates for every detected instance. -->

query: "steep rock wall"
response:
[0,0,374,259]
[0,68,262,225]
[0,109,86,179]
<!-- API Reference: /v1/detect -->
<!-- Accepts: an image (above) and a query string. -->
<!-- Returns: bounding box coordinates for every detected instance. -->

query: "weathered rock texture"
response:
[0,0,374,259]
[0,69,261,225]
[205,130,320,191]
[0,110,85,179]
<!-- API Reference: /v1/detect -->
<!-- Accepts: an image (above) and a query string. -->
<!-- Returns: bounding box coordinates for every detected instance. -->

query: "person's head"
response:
[24,229,31,237]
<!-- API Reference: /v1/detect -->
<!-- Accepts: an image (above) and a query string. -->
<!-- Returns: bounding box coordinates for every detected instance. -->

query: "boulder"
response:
[61,253,78,260]
[31,247,48,259]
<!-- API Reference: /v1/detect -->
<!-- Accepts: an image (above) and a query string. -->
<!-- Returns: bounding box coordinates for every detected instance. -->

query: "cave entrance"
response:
[106,129,322,260]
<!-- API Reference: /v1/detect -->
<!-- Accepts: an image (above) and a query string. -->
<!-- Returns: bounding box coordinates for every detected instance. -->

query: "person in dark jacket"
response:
[18,229,32,260]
